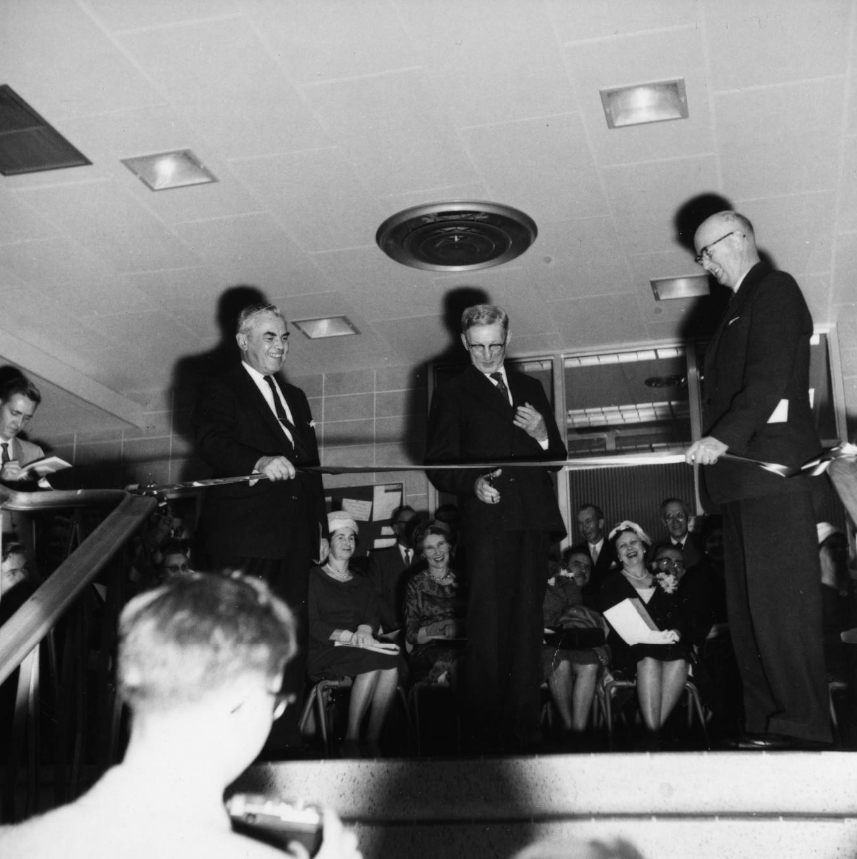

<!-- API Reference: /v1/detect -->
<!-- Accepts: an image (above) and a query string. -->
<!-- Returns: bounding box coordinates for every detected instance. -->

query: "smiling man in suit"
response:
[685,212,830,749]
[425,304,567,751]
[194,303,327,750]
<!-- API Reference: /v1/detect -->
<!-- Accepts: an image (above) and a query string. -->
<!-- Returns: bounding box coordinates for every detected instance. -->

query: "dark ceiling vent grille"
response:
[376,202,537,272]
[0,85,91,176]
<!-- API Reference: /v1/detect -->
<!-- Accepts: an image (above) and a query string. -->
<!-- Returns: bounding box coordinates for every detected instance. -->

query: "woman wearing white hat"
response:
[307,511,400,754]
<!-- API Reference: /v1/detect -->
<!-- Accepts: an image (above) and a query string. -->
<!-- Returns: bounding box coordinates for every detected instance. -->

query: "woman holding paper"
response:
[308,511,400,752]
[599,521,690,738]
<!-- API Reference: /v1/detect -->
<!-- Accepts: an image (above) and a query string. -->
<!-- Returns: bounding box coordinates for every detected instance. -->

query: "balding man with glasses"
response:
[425,304,567,751]
[685,212,830,750]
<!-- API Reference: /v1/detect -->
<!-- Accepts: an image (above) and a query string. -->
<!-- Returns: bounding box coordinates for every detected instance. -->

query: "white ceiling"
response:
[0,0,855,434]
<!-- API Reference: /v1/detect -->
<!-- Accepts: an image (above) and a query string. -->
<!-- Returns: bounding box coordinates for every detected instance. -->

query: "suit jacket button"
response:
[292,495,298,501]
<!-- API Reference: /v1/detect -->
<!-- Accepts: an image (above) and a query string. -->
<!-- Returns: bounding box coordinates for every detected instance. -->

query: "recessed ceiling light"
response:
[121,149,217,191]
[650,275,709,301]
[292,316,359,339]
[600,79,688,129]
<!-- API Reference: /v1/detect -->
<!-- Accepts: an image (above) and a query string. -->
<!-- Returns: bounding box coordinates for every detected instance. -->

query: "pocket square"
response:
[727,316,741,326]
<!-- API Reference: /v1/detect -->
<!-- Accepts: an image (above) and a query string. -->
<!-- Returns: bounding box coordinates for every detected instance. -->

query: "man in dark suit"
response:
[425,304,567,750]
[659,497,704,570]
[194,302,327,748]
[572,503,617,595]
[365,504,418,634]
[686,212,830,748]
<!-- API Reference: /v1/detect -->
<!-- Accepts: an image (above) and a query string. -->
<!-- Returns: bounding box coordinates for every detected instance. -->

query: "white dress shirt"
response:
[242,361,296,445]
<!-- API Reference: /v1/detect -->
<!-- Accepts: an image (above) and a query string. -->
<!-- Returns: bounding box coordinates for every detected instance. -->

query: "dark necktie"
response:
[263,376,306,459]
[1,443,9,464]
[489,372,510,405]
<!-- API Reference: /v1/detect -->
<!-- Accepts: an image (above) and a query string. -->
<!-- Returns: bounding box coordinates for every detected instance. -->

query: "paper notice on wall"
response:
[342,499,372,522]
[373,485,402,522]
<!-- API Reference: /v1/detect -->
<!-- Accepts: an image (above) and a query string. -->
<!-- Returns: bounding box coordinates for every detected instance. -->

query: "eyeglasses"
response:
[466,340,506,357]
[663,513,687,523]
[164,562,190,573]
[694,231,743,265]
[654,557,686,570]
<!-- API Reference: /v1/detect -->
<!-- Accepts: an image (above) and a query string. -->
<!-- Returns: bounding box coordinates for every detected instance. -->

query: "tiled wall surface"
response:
[42,362,433,515]
[837,305,857,442]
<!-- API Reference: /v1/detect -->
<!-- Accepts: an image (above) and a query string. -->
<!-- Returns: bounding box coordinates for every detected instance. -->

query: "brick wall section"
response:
[40,363,432,514]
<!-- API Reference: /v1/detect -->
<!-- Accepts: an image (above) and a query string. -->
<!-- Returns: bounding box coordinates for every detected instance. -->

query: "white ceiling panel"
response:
[305,70,478,196]
[548,0,699,43]
[464,113,608,224]
[85,0,242,33]
[397,0,575,127]
[550,292,643,349]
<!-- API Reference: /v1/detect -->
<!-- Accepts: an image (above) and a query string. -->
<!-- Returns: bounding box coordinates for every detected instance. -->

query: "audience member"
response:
[560,545,598,610]
[0,542,38,625]
[425,304,567,751]
[404,521,467,688]
[512,836,644,859]
[600,522,690,745]
[817,523,855,684]
[574,503,617,595]
[659,498,703,569]
[156,539,195,585]
[194,302,327,750]
[307,512,399,755]
[0,574,361,859]
[0,374,43,486]
[542,549,608,739]
[366,505,418,634]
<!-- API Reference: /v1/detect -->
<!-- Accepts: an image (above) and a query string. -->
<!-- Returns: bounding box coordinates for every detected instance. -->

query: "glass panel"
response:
[563,348,691,458]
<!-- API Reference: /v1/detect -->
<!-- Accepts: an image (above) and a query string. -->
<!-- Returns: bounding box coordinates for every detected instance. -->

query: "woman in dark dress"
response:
[404,521,467,687]
[599,521,690,736]
[307,512,399,749]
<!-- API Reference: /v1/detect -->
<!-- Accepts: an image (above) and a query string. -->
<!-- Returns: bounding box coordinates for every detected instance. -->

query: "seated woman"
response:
[542,549,609,737]
[599,521,690,741]
[404,521,467,687]
[307,512,400,753]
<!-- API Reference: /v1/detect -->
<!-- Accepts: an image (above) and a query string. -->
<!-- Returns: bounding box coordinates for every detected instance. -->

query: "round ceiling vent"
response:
[376,201,537,272]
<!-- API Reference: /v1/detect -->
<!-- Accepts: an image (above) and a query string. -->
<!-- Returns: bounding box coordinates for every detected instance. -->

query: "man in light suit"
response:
[0,375,43,485]
[194,303,327,750]
[425,304,567,750]
[686,212,830,748]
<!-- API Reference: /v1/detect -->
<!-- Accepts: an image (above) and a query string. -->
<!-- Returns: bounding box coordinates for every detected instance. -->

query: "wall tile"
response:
[376,364,427,392]
[375,389,426,418]
[323,419,375,446]
[289,373,324,399]
[324,392,374,422]
[324,369,375,396]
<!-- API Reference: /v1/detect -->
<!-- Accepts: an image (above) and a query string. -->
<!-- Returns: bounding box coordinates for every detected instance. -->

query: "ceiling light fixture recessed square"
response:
[293,316,359,339]
[121,149,217,191]
[600,78,688,129]
[650,274,710,301]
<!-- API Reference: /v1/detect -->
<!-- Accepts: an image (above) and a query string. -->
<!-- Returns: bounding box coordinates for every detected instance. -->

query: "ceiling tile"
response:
[703,0,851,91]
[17,180,200,273]
[397,0,576,127]
[602,156,720,256]
[305,70,478,196]
[550,292,644,350]
[549,0,699,43]
[463,113,608,223]
[717,80,843,198]
[832,233,857,307]
[530,218,633,301]
[228,149,384,251]
[837,140,857,233]
[1,0,164,120]
[85,0,242,32]
[373,315,451,364]
[239,0,416,84]
[0,190,58,244]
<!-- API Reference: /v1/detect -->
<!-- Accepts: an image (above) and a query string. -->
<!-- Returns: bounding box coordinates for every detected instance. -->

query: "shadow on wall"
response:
[401,286,492,466]
[170,285,271,483]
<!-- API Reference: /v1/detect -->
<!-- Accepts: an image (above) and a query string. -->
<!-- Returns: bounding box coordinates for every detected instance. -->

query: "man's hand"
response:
[685,436,728,466]
[0,460,23,482]
[475,468,502,505]
[287,807,361,859]
[513,402,548,442]
[253,455,296,481]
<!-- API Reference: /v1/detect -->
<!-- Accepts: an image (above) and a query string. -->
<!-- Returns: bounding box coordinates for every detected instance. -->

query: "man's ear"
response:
[460,332,469,351]
[598,519,605,532]
[505,328,512,346]
[236,332,247,352]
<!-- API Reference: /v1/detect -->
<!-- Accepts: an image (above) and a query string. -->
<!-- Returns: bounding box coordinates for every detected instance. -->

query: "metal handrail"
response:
[0,488,157,687]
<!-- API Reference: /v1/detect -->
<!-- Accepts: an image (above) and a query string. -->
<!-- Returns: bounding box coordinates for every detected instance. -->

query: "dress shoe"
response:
[726,732,795,750]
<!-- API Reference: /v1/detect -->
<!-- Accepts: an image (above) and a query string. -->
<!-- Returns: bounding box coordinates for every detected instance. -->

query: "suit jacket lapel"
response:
[235,367,297,455]
[464,365,513,415]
